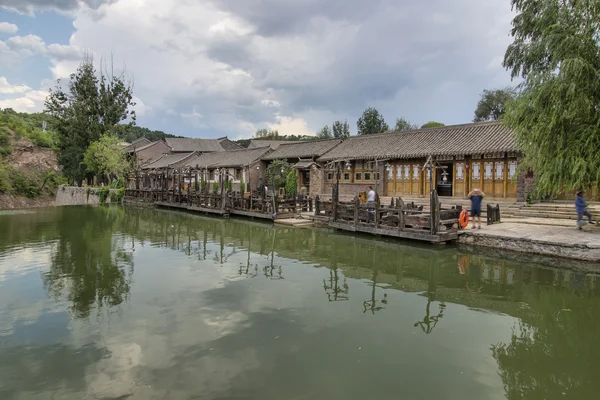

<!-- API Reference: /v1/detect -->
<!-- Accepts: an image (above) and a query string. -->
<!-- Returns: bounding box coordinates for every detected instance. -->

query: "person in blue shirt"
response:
[468,188,485,229]
[575,190,596,230]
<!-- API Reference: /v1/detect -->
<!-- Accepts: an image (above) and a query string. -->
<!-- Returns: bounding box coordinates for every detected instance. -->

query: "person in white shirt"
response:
[367,186,376,211]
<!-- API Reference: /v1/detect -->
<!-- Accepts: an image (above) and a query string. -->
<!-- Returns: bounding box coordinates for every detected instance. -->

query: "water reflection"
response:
[1,206,600,399]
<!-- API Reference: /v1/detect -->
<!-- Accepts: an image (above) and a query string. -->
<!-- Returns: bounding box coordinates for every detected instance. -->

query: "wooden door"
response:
[411,164,420,196]
[470,161,482,194]
[454,162,465,197]
[386,164,396,196]
[493,161,505,198]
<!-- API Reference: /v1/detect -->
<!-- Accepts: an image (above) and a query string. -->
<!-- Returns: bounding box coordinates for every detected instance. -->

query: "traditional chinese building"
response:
[316,121,521,200]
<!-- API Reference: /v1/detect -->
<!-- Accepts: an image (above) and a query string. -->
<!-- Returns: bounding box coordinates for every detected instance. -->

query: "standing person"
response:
[367,186,376,211]
[468,188,485,229]
[575,190,596,230]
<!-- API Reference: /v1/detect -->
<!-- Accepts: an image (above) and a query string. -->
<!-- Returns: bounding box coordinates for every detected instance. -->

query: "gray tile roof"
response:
[218,137,244,151]
[141,152,197,170]
[173,146,272,169]
[293,159,317,169]
[261,139,342,161]
[134,140,163,152]
[124,137,151,153]
[318,121,518,162]
[165,138,224,153]
[247,139,302,150]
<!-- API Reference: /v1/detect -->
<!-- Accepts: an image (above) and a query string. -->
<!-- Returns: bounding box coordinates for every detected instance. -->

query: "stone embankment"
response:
[55,186,120,206]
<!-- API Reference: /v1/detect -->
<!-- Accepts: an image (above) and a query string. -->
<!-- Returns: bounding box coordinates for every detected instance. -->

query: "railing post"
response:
[354,196,359,228]
[374,194,380,228]
[315,195,320,216]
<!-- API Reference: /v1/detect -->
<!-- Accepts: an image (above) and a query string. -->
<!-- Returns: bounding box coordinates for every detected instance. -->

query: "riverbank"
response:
[0,194,55,209]
[458,221,600,262]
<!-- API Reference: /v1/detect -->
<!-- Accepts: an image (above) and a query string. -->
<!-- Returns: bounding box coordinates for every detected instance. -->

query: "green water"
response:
[0,206,599,400]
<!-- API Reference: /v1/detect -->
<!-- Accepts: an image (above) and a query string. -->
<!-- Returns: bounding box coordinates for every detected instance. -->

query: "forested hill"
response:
[112,125,182,143]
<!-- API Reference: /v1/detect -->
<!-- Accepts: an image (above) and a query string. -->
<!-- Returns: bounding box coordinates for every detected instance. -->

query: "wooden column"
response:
[503,155,508,199]
[354,195,359,228]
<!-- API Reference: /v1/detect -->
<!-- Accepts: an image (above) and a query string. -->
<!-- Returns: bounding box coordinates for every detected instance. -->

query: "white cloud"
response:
[0,76,31,94]
[0,88,48,112]
[0,22,18,33]
[10,0,516,137]
[6,34,46,54]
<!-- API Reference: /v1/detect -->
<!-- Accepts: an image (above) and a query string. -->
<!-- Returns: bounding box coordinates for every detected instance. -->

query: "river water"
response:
[0,206,599,400]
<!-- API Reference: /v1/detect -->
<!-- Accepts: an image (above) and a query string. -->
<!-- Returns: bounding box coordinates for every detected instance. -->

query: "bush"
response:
[110,187,125,203]
[98,187,109,203]
[10,169,41,198]
[0,164,11,193]
[240,179,245,194]
[285,170,298,199]
[213,181,219,195]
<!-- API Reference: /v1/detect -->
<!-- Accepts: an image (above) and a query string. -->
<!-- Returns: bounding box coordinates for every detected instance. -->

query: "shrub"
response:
[285,170,298,199]
[212,181,219,195]
[98,187,109,203]
[240,179,245,194]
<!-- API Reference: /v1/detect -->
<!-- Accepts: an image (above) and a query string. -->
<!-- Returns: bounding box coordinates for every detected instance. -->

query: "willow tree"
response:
[503,0,600,196]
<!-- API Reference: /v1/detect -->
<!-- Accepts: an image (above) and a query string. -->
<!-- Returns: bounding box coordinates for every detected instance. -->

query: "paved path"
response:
[464,222,600,248]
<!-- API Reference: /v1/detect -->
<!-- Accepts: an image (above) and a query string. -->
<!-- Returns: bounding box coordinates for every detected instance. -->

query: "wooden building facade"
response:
[318,122,521,200]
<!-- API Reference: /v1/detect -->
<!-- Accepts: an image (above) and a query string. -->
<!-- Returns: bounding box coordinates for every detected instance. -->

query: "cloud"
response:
[0,21,18,33]
[46,43,84,60]
[6,34,46,54]
[0,0,114,15]
[0,88,49,112]
[15,0,516,137]
[0,77,31,94]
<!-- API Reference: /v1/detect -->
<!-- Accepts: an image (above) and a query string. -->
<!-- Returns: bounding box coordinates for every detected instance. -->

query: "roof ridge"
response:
[347,120,505,140]
[276,138,342,146]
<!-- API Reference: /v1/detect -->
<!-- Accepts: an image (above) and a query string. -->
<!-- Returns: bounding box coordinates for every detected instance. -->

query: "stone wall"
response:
[309,167,322,197]
[516,170,535,202]
[55,186,119,206]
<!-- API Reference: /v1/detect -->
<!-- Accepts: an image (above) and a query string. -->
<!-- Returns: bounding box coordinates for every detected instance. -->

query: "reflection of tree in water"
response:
[323,268,349,302]
[414,264,445,334]
[263,230,283,280]
[492,288,600,399]
[43,207,133,318]
[363,268,388,314]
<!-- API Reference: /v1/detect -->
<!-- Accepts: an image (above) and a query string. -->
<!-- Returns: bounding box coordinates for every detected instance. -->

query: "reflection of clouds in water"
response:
[0,246,52,282]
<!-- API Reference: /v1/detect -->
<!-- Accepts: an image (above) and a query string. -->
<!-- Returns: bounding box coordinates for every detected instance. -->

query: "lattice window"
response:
[495,162,504,180]
[456,163,464,180]
[508,161,518,179]
[484,162,493,180]
[472,162,481,180]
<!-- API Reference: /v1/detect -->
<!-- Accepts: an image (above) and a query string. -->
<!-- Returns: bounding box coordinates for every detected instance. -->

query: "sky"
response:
[0,0,516,139]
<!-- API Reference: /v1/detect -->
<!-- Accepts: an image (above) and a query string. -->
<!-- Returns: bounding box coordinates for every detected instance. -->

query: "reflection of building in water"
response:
[323,268,349,302]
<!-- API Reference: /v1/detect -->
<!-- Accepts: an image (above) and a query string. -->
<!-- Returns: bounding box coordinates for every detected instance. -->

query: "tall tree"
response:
[421,121,445,129]
[332,120,351,139]
[45,57,135,185]
[317,125,333,139]
[473,88,516,122]
[503,0,600,195]
[255,128,280,139]
[394,118,418,131]
[357,107,389,135]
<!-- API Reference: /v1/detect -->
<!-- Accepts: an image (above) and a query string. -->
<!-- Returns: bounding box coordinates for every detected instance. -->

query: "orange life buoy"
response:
[459,209,469,229]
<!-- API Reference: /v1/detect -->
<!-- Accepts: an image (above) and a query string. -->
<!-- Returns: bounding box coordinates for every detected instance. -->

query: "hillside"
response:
[0,109,62,208]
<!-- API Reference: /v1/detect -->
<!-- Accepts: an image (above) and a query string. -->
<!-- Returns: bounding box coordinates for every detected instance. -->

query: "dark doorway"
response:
[436,163,453,197]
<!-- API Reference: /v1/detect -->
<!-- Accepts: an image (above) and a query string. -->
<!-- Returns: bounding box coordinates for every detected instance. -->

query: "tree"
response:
[45,57,136,185]
[421,121,445,129]
[394,118,418,131]
[332,120,351,139]
[266,159,291,189]
[285,170,298,198]
[473,88,516,122]
[83,135,128,184]
[255,129,280,139]
[357,107,389,135]
[502,0,600,196]
[317,125,333,139]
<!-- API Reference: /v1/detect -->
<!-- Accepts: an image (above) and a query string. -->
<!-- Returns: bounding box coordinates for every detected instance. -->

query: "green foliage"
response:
[285,170,298,199]
[110,188,125,203]
[503,0,600,196]
[111,124,180,143]
[394,118,418,131]
[421,121,445,129]
[225,178,232,193]
[0,108,56,150]
[98,187,109,203]
[255,128,280,139]
[473,88,516,122]
[83,135,127,183]
[317,125,333,139]
[212,181,219,195]
[201,175,207,193]
[240,179,245,193]
[266,159,291,189]
[357,108,389,135]
[86,187,91,201]
[45,57,136,185]
[332,120,351,139]
[0,161,63,198]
